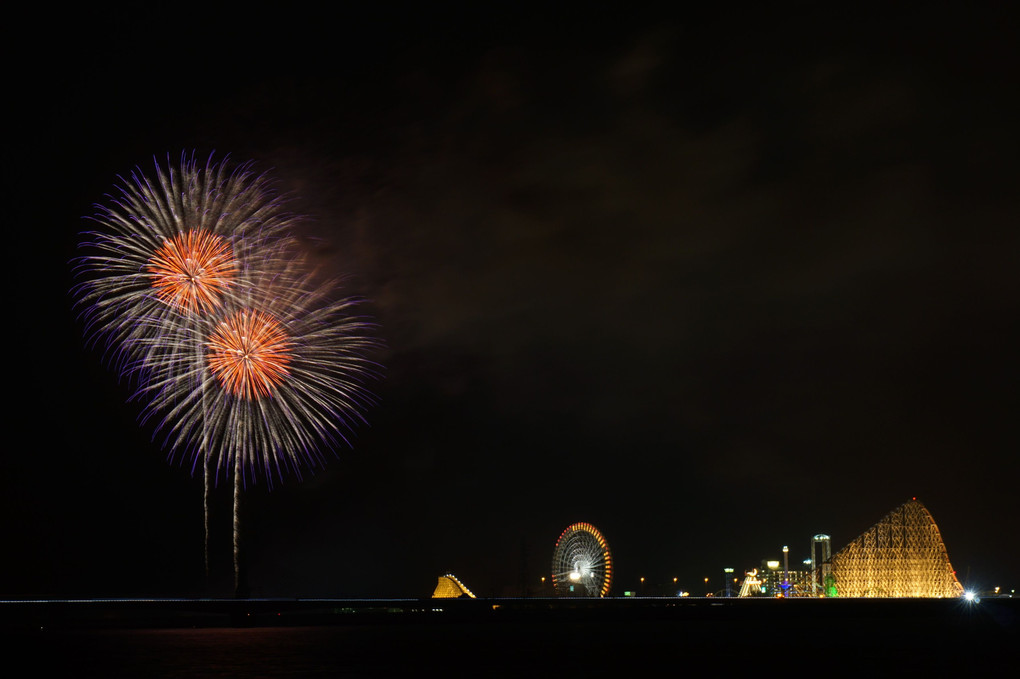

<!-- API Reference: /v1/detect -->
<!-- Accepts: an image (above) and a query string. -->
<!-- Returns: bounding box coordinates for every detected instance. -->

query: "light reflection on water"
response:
[31,626,434,678]
[28,622,584,677]
[102,627,359,677]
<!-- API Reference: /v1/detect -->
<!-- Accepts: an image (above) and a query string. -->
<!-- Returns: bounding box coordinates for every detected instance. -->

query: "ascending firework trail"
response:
[73,152,380,595]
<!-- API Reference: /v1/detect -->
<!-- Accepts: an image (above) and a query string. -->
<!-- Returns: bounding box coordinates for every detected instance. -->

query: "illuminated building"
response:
[810,534,834,596]
[740,558,813,597]
[762,559,783,595]
[830,499,964,597]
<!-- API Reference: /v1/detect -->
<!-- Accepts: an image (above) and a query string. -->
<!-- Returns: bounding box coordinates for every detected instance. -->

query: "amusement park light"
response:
[964,591,979,602]
[552,523,612,597]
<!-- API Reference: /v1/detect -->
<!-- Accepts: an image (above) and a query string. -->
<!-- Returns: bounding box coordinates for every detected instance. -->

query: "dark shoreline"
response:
[4,595,1017,629]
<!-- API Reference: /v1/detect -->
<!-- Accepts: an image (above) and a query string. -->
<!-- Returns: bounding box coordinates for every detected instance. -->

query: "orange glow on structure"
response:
[830,499,963,597]
[147,230,235,313]
[207,309,292,400]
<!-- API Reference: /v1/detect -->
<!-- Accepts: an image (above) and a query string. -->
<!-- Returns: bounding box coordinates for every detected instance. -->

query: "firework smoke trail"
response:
[138,254,381,595]
[73,152,301,582]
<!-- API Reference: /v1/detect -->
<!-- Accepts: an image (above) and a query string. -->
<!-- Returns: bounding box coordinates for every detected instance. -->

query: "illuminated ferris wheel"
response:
[551,522,613,597]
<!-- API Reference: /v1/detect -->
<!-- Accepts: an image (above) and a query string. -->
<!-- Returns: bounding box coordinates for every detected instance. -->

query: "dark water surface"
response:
[7,598,1017,676]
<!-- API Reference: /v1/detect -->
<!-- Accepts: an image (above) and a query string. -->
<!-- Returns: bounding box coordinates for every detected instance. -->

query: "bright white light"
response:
[569,571,581,582]
[964,591,977,602]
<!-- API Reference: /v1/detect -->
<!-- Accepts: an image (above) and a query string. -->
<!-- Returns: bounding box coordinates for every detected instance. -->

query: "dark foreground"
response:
[4,597,1017,676]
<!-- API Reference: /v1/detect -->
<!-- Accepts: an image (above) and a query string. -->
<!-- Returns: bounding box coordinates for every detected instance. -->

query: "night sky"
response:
[6,5,1018,599]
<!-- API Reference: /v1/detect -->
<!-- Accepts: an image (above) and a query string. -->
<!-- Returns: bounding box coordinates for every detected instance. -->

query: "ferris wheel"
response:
[551,522,613,597]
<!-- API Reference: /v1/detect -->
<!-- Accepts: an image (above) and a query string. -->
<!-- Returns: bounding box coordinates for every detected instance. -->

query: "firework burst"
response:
[138,257,380,485]
[207,308,294,400]
[146,229,237,314]
[71,152,380,593]
[72,152,297,379]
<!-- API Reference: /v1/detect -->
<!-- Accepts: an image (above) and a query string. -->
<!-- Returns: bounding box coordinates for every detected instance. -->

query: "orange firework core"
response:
[146,230,235,314]
[207,309,292,400]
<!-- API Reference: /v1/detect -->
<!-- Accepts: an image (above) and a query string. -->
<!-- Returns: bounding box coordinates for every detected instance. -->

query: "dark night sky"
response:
[6,5,1018,599]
